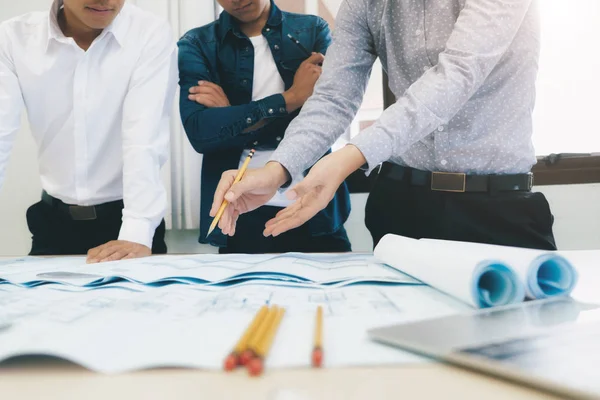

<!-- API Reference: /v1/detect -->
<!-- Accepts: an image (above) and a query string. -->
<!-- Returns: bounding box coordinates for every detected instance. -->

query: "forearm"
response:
[181,93,289,153]
[271,1,376,177]
[120,146,167,247]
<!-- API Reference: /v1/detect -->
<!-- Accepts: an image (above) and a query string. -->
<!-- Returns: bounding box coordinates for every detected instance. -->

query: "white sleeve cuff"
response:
[118,217,155,249]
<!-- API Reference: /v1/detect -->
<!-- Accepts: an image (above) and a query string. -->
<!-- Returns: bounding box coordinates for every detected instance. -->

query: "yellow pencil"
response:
[248,307,286,376]
[312,306,323,367]
[223,305,268,371]
[242,305,279,365]
[207,149,255,237]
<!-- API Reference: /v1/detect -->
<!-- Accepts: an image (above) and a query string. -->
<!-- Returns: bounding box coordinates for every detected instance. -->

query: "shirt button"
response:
[273,45,280,51]
[415,29,422,36]
[253,141,259,146]
[441,160,448,166]
[268,108,274,114]
[244,47,250,52]
[437,125,445,132]
[279,107,286,113]
[246,118,253,124]
[265,27,271,32]
[242,79,248,85]
[276,136,282,141]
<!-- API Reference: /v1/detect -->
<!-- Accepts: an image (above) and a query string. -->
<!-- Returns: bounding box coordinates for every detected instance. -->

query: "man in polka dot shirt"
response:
[210,0,557,251]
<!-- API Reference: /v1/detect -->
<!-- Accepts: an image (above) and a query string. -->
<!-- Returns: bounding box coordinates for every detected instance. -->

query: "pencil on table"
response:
[247,307,286,377]
[223,305,269,371]
[207,149,255,237]
[242,305,279,366]
[312,306,324,367]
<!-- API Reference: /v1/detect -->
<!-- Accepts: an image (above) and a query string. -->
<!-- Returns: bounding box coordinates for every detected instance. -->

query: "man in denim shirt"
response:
[178,0,351,254]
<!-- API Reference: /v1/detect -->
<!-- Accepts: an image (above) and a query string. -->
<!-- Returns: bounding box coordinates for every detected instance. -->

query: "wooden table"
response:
[0,359,560,400]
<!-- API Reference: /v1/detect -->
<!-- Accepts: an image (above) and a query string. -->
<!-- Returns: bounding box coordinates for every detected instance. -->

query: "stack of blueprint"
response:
[0,253,418,290]
[0,283,469,373]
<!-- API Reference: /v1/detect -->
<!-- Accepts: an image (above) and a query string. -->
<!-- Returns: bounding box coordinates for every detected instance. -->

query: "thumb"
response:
[305,52,325,66]
[224,177,256,202]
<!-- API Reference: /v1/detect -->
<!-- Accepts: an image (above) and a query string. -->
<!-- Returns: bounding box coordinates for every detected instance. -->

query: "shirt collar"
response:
[46,0,127,51]
[218,0,284,44]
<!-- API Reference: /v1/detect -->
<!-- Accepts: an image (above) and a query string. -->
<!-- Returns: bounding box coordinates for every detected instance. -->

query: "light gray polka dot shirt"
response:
[271,0,540,176]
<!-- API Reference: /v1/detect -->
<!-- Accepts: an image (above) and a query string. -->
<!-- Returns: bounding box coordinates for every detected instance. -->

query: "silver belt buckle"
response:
[431,172,466,192]
[69,206,98,221]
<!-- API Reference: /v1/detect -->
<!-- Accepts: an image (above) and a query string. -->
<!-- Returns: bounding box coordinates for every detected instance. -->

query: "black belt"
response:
[378,163,533,193]
[41,191,123,221]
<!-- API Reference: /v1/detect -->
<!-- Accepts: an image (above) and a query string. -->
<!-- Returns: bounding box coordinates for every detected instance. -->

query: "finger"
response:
[123,253,137,260]
[189,85,223,98]
[218,204,234,235]
[228,209,240,237]
[190,87,229,106]
[100,250,128,263]
[87,247,102,263]
[198,81,225,92]
[267,205,321,237]
[189,94,219,108]
[305,52,325,66]
[224,176,258,204]
[266,202,302,227]
[87,242,111,263]
[90,245,120,264]
[199,81,228,100]
[211,171,238,216]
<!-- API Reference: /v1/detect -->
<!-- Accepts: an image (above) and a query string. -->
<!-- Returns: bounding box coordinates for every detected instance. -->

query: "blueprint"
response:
[0,283,469,373]
[0,253,417,289]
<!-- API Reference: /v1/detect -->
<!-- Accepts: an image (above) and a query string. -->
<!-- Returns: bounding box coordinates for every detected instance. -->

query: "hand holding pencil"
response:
[209,157,289,237]
[207,149,255,237]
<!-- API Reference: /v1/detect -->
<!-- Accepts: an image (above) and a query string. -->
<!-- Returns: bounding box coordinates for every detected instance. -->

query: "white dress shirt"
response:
[0,0,177,248]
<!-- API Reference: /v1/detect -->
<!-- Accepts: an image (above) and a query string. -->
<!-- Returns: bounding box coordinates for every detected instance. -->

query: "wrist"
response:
[282,89,302,113]
[340,145,368,177]
[265,161,291,187]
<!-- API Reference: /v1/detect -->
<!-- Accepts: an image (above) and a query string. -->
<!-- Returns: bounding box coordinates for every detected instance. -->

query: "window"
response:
[532,0,600,155]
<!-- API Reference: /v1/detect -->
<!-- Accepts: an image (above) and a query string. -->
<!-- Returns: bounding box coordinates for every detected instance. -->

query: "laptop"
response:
[369,297,600,400]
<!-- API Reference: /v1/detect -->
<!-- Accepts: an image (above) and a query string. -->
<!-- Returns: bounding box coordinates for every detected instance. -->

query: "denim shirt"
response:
[178,1,351,247]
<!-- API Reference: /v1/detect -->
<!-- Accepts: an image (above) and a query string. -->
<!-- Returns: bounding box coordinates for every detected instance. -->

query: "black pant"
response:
[365,172,557,251]
[26,200,167,256]
[219,206,352,254]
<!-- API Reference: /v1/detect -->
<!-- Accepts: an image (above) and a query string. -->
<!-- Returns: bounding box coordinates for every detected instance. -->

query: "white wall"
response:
[0,0,51,257]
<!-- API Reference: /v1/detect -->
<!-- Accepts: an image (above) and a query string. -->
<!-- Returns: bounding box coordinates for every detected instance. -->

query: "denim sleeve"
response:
[177,36,288,154]
[313,16,332,55]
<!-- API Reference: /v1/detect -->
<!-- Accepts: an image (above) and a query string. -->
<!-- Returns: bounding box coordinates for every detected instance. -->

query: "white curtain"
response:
[134,0,217,230]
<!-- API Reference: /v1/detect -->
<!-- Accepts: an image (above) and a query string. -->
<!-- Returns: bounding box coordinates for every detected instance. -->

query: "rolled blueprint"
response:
[421,238,578,300]
[375,234,525,308]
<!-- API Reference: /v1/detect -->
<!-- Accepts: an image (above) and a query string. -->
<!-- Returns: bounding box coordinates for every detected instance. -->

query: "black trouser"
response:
[219,205,352,254]
[26,198,167,256]
[365,167,557,251]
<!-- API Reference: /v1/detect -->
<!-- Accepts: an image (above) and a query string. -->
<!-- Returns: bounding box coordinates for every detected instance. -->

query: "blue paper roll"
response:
[526,254,578,299]
[473,262,526,308]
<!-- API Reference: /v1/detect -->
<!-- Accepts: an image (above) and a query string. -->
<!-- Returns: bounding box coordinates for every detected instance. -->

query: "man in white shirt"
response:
[0,0,177,262]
